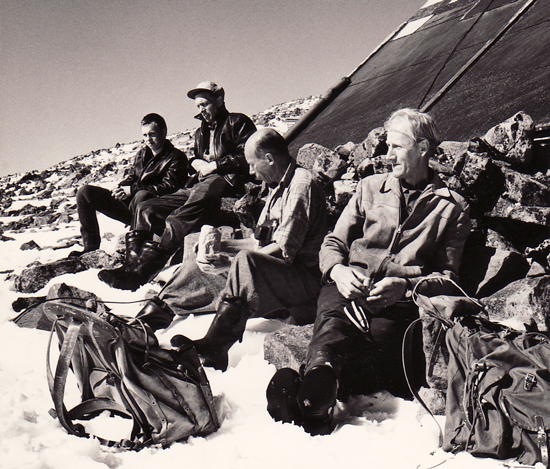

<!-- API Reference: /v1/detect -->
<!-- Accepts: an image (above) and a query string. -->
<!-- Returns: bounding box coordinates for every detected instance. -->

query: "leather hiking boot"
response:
[98,230,152,288]
[297,365,338,436]
[193,299,249,372]
[124,230,152,271]
[106,240,169,291]
[266,368,302,425]
[135,298,175,331]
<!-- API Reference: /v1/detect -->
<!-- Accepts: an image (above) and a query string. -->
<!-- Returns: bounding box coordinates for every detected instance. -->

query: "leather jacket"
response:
[120,140,188,197]
[190,106,256,187]
[320,172,471,289]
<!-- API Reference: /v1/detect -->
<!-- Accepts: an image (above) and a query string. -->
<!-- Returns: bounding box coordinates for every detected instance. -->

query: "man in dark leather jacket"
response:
[98,82,256,291]
[71,113,187,256]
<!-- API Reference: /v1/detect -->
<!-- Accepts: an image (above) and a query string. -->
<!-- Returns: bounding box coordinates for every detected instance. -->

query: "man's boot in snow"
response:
[68,230,101,257]
[297,365,338,436]
[177,298,248,372]
[266,368,302,425]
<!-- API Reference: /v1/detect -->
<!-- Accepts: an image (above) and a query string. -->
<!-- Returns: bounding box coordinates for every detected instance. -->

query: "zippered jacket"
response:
[190,107,256,187]
[320,172,471,288]
[119,140,188,197]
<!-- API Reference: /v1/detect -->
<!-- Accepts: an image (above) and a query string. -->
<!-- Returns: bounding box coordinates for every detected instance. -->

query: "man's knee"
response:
[134,199,158,219]
[76,184,94,204]
[132,190,154,206]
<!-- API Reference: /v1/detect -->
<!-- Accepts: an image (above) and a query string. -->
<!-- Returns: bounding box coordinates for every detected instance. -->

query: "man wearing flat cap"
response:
[99,81,257,291]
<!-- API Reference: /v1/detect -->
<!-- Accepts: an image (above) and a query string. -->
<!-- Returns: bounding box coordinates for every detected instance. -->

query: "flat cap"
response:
[187,81,225,99]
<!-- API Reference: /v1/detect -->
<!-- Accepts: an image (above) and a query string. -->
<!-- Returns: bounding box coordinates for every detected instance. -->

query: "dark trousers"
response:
[132,174,231,255]
[76,185,154,249]
[306,283,424,400]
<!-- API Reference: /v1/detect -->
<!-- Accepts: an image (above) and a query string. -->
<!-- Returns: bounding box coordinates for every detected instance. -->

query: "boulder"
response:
[450,152,505,216]
[79,250,119,269]
[481,276,550,331]
[352,127,387,168]
[297,143,335,171]
[488,197,550,226]
[483,111,534,167]
[475,249,530,298]
[14,257,88,293]
[334,141,357,159]
[436,141,469,168]
[333,179,358,206]
[12,283,107,331]
[296,143,348,183]
[264,324,313,372]
[20,240,41,251]
[501,166,550,207]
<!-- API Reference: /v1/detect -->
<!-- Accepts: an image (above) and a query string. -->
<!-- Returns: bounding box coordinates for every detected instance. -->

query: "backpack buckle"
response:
[524,372,537,391]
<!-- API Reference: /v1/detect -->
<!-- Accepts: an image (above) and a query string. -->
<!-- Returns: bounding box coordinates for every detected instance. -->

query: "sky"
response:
[1,0,428,177]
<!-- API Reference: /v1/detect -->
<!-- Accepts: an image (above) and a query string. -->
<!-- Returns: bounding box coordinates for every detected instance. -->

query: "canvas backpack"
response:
[44,299,219,449]
[403,276,550,467]
[443,315,550,466]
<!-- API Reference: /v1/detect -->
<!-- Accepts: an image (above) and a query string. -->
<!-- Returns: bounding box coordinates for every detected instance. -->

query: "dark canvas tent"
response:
[287,0,550,153]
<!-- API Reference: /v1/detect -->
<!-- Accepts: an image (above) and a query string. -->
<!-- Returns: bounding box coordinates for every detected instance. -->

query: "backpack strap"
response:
[47,318,88,437]
[402,317,444,447]
[46,313,144,449]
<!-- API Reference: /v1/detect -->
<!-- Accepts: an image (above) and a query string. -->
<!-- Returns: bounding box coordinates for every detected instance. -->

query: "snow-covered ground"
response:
[0,95,531,468]
[3,217,532,469]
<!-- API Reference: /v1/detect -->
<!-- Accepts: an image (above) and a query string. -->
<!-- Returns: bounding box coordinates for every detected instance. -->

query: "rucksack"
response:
[44,299,219,449]
[404,276,550,467]
[443,316,550,466]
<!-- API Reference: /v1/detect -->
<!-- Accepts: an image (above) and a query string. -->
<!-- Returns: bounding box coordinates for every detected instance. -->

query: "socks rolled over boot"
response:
[297,365,338,436]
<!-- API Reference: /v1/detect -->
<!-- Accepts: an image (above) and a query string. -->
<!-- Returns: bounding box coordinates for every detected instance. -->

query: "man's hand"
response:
[365,277,408,308]
[112,186,131,200]
[330,264,372,300]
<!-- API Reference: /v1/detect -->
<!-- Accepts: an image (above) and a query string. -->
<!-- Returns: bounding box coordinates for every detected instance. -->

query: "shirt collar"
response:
[379,170,452,198]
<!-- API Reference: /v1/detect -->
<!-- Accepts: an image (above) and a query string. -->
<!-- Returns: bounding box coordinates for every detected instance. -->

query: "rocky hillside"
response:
[4,99,550,341]
[0,96,319,239]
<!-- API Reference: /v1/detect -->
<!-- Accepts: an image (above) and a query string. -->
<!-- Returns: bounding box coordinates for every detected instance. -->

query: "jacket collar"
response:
[144,139,174,160]
[379,170,452,199]
[194,105,230,128]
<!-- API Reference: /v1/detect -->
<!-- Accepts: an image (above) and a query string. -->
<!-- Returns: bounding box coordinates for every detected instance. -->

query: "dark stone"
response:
[475,249,530,298]
[297,143,337,171]
[12,283,108,331]
[12,296,47,313]
[14,257,87,293]
[501,166,550,207]
[488,197,550,226]
[353,127,387,168]
[20,240,41,251]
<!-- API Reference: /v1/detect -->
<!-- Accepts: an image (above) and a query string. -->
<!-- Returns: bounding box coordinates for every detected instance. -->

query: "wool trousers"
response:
[220,250,321,325]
